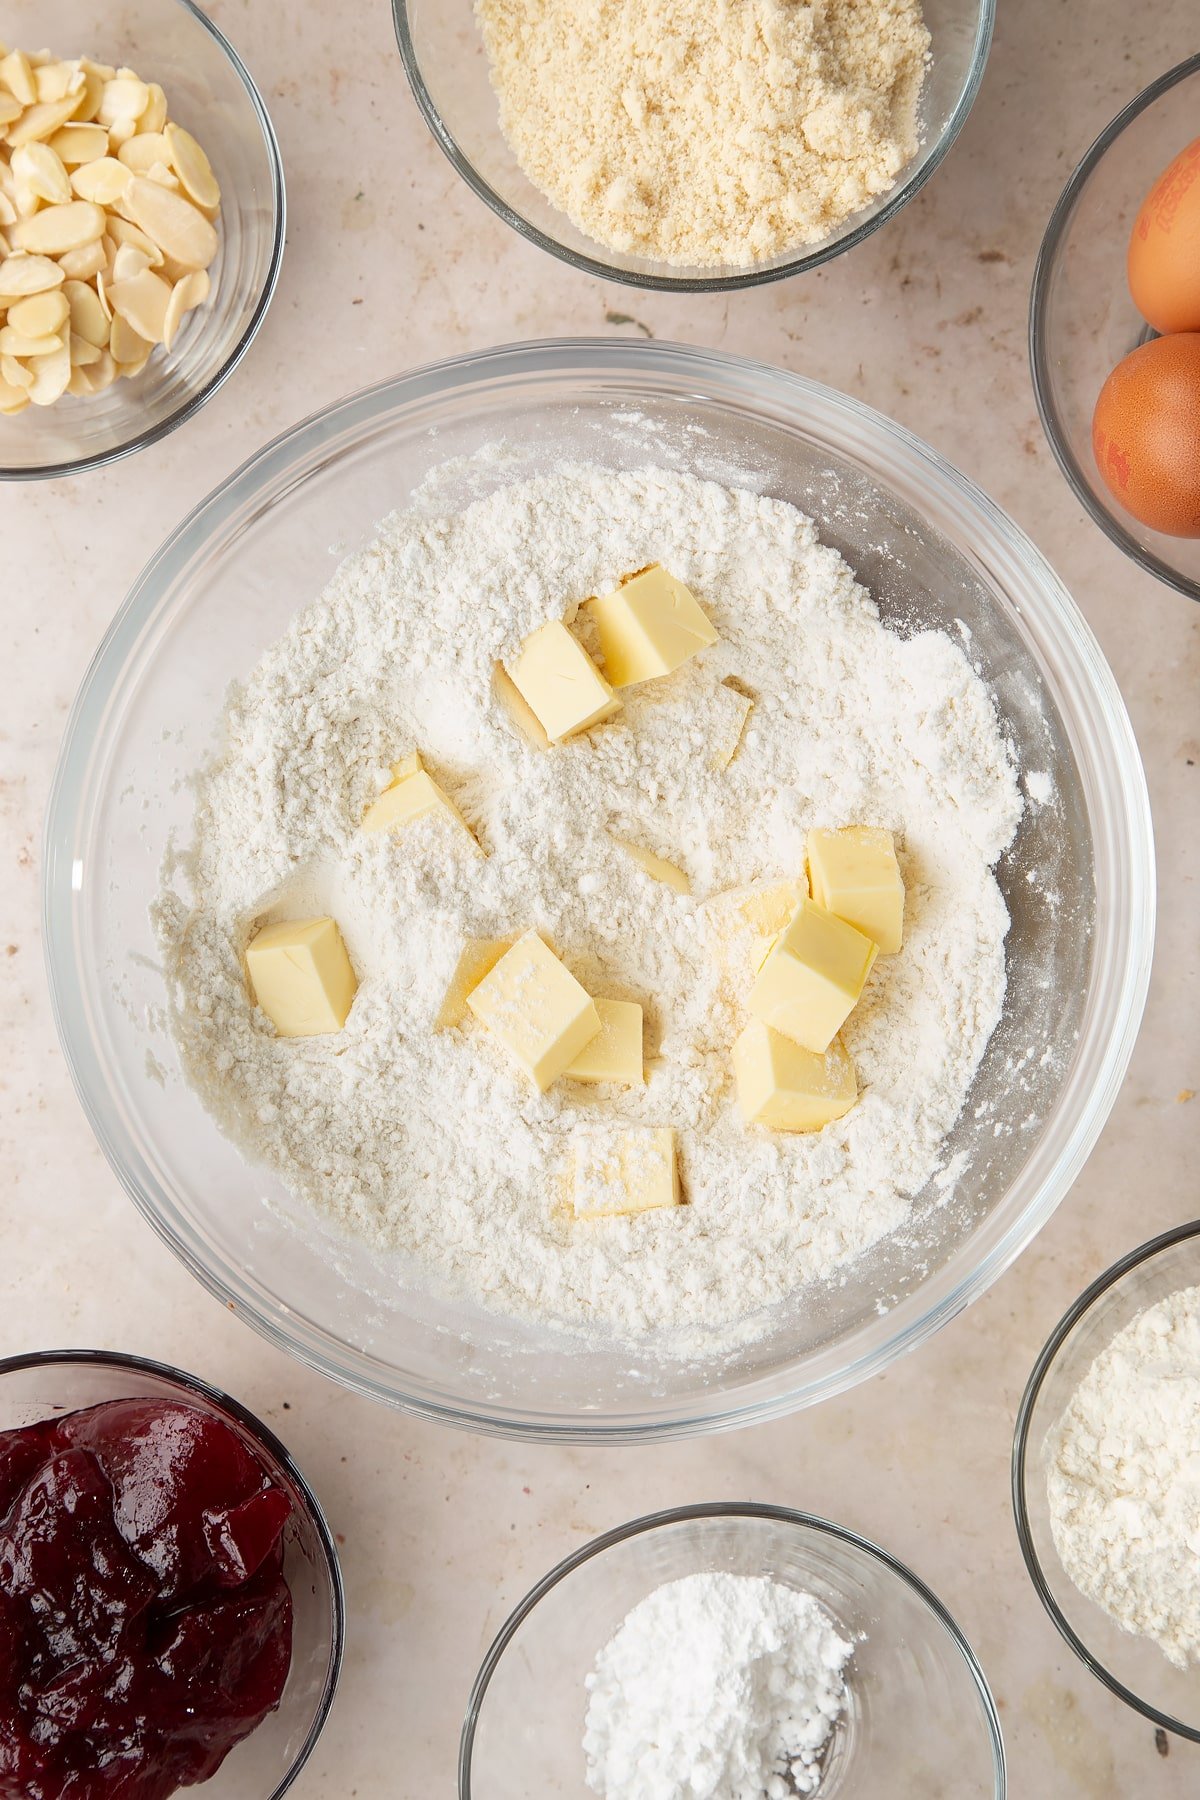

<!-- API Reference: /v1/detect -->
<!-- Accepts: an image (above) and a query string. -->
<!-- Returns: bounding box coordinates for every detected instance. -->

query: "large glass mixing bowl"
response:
[43,340,1153,1441]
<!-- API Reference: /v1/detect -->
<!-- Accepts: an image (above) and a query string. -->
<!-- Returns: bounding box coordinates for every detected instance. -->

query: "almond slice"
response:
[7,287,68,335]
[0,49,37,107]
[0,323,62,358]
[107,266,170,343]
[0,351,32,388]
[0,252,65,294]
[55,237,106,279]
[63,277,109,345]
[69,155,131,206]
[110,242,151,283]
[0,94,23,128]
[26,336,70,404]
[6,96,81,148]
[140,83,167,136]
[12,199,105,254]
[97,76,148,128]
[34,60,82,104]
[0,374,29,413]
[11,141,71,204]
[67,344,115,395]
[48,122,109,165]
[117,130,171,174]
[162,267,208,350]
[108,310,152,365]
[71,64,105,124]
[164,122,220,210]
[123,176,217,270]
[68,329,100,365]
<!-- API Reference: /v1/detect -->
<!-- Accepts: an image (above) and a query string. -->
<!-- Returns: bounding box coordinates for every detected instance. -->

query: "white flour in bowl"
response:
[1046,1283,1200,1669]
[583,1572,852,1799]
[154,461,1021,1349]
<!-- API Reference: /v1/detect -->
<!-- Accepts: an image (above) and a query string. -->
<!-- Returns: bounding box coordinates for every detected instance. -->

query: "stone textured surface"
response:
[1,1,1198,1794]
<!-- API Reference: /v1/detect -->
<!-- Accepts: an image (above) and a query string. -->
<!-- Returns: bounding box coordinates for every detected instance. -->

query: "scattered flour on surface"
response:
[1047,1283,1200,1670]
[475,0,930,267]
[583,1571,852,1799]
[154,461,1021,1351]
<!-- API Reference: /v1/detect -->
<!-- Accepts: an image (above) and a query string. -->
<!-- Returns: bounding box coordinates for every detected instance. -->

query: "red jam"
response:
[0,1398,294,1800]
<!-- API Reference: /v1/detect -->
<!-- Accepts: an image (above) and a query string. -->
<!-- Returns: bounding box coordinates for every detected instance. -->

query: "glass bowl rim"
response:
[43,335,1155,1443]
[1028,51,1200,605]
[458,1498,1007,1798]
[0,1344,347,1795]
[390,0,996,294]
[1011,1217,1200,1741]
[0,0,287,484]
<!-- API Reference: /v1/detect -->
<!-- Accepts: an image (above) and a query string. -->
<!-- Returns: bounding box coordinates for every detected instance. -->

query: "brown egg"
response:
[1127,137,1200,334]
[1092,334,1200,537]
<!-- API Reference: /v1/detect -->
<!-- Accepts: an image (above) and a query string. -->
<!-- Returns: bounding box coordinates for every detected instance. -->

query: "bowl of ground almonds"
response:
[393,0,994,290]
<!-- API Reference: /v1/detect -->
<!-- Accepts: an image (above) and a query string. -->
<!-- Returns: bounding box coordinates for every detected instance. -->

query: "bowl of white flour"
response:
[1014,1221,1200,1740]
[44,339,1152,1439]
[460,1502,1006,1797]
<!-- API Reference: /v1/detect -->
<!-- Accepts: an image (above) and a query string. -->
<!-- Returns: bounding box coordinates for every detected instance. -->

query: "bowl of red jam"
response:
[0,1349,343,1800]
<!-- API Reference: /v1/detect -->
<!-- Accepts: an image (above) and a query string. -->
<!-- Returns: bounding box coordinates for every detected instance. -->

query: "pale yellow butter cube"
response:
[733,1021,858,1133]
[362,759,476,847]
[748,898,877,1054]
[564,997,644,1085]
[246,916,357,1039]
[613,837,690,895]
[585,565,718,688]
[507,621,621,743]
[467,930,601,1091]
[708,680,754,771]
[435,936,515,1029]
[492,661,552,751]
[807,826,904,954]
[572,1127,681,1219]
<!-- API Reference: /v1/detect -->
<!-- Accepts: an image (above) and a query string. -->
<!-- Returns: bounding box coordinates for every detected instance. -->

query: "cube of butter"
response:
[507,621,621,744]
[492,661,552,752]
[708,680,754,771]
[585,565,718,688]
[733,1021,858,1133]
[564,997,643,1085]
[467,930,601,1091]
[246,917,358,1039]
[613,836,690,895]
[748,898,877,1054]
[808,826,904,954]
[435,936,515,1029]
[572,1127,681,1219]
[362,755,477,847]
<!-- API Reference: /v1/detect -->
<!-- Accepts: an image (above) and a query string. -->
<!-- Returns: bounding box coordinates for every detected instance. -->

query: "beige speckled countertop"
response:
[2,1,1198,1794]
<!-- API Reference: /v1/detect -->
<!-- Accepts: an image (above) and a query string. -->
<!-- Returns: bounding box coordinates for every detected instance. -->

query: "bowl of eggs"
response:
[1031,53,1200,601]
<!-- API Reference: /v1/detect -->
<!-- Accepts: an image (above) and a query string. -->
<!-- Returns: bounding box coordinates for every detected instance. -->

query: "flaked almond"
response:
[110,242,151,283]
[48,122,109,165]
[55,236,106,279]
[105,215,163,266]
[0,374,29,413]
[0,93,23,128]
[141,83,167,136]
[34,60,83,104]
[162,267,209,350]
[123,175,217,269]
[70,156,131,206]
[68,330,100,366]
[7,287,68,336]
[0,49,37,107]
[26,336,70,404]
[11,141,71,204]
[164,122,220,210]
[107,266,170,343]
[0,251,65,294]
[118,130,171,174]
[12,199,105,254]
[0,352,32,389]
[97,75,149,127]
[0,324,63,357]
[6,96,81,147]
[108,310,152,365]
[63,277,109,345]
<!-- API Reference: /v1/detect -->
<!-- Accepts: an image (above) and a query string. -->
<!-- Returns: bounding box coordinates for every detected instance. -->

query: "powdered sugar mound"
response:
[1047,1284,1200,1669]
[154,462,1021,1350]
[583,1572,852,1799]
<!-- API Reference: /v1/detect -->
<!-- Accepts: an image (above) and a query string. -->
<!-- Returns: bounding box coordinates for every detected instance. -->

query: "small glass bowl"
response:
[461,1503,1006,1797]
[1,0,285,481]
[1012,1221,1200,1739]
[0,1348,345,1796]
[1030,54,1200,602]
[393,0,994,293]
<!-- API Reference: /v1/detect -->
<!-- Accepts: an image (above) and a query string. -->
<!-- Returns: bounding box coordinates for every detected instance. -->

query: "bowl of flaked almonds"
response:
[0,0,283,479]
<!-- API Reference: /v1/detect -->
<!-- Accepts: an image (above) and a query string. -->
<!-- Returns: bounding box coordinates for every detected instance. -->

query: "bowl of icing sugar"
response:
[44,339,1152,1440]
[460,1503,1006,1798]
[1014,1221,1200,1740]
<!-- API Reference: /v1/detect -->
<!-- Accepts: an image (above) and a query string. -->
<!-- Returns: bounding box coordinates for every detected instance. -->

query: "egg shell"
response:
[1127,136,1200,335]
[1092,333,1200,538]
